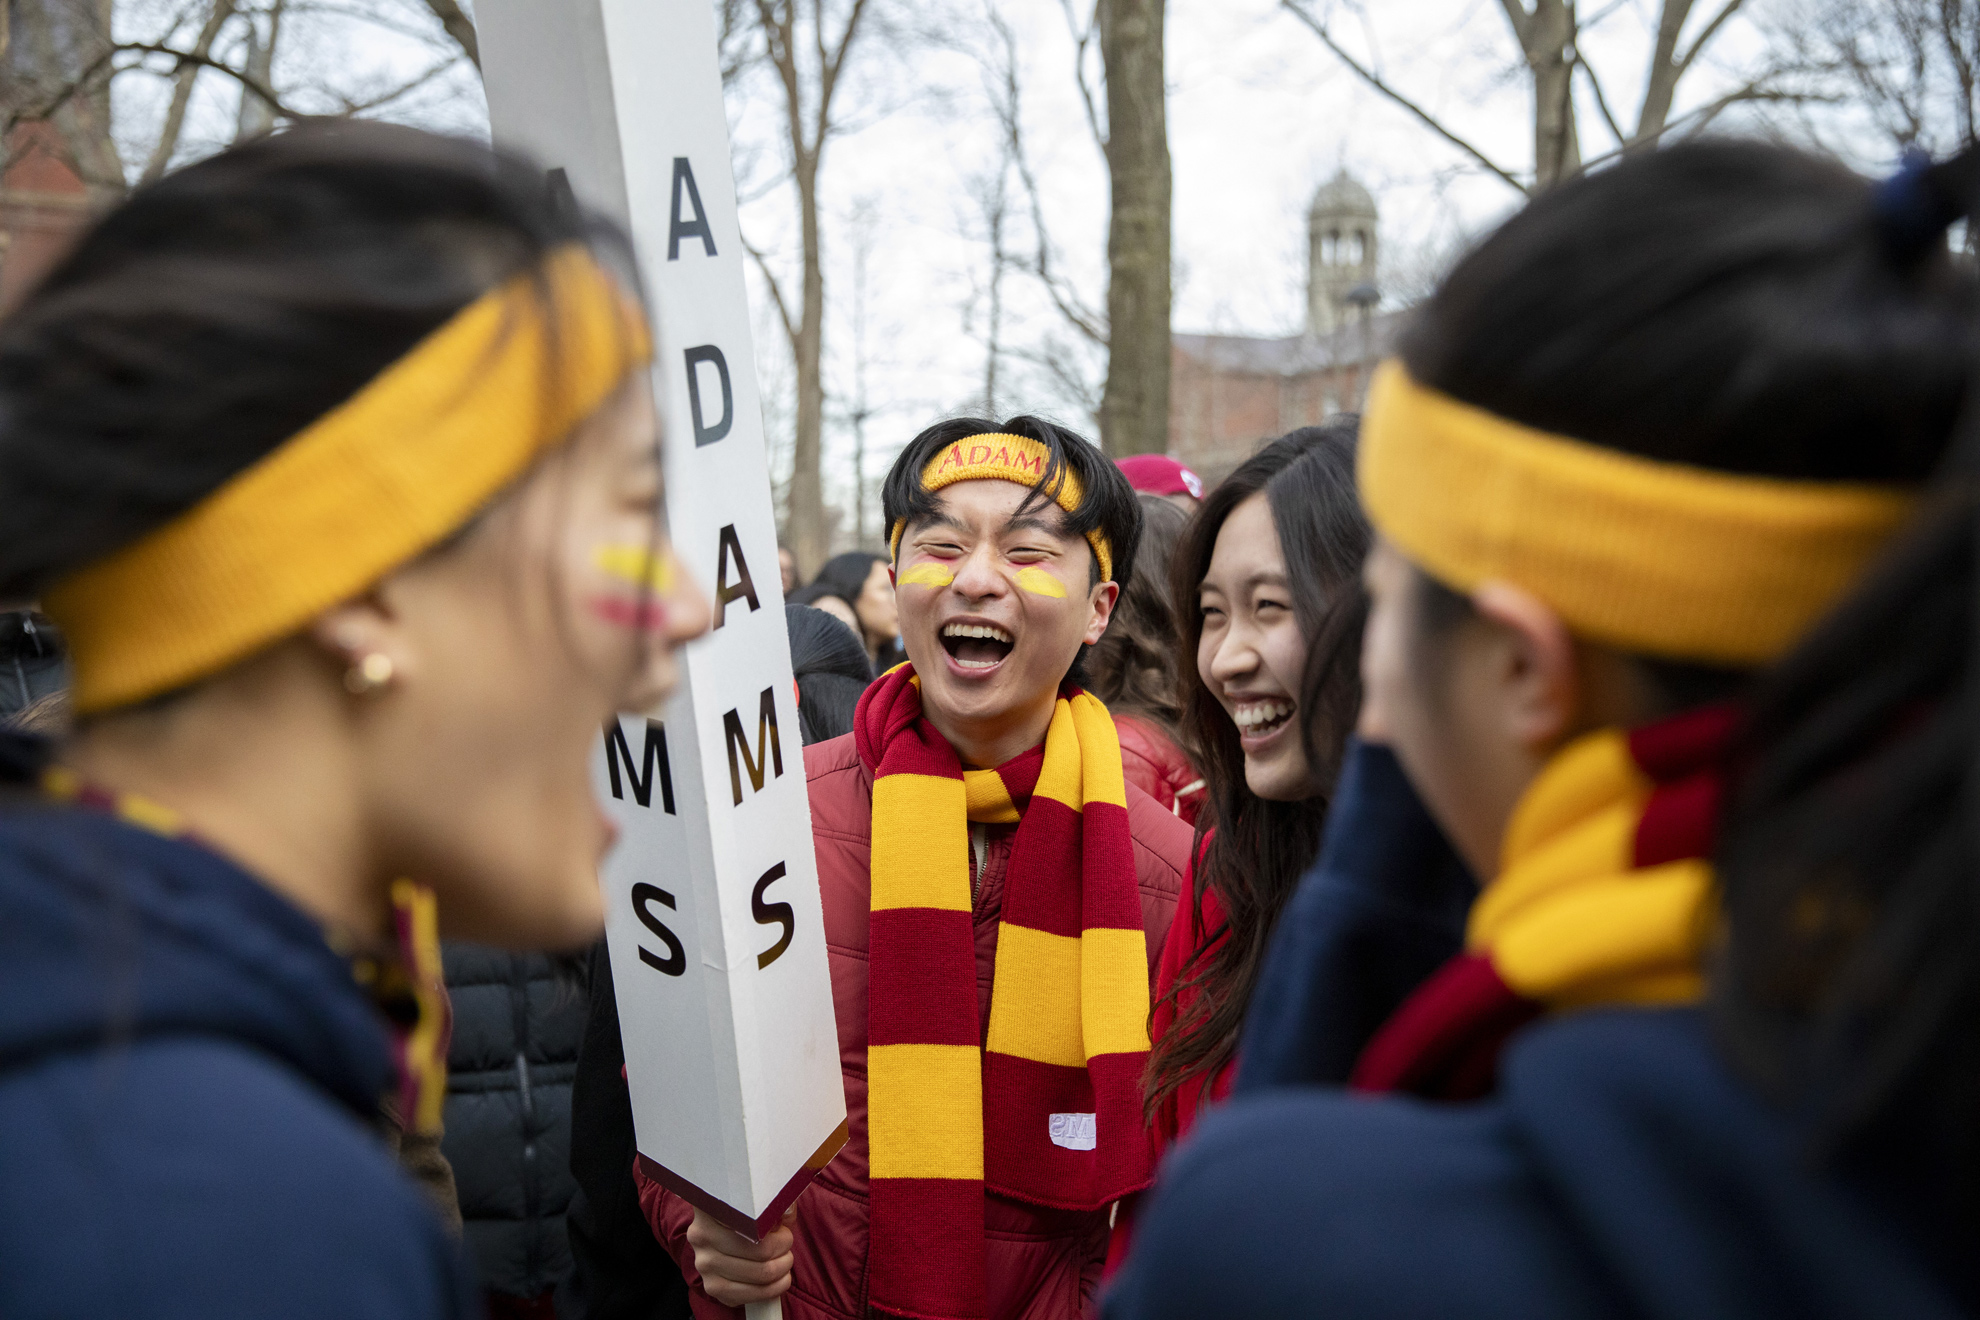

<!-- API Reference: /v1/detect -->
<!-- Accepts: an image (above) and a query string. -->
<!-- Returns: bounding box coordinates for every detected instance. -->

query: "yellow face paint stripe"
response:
[1014,566,1067,599]
[593,544,676,594]
[896,562,955,588]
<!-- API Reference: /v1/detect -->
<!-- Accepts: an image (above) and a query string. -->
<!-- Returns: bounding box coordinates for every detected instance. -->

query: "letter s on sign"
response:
[752,863,795,969]
[631,883,687,976]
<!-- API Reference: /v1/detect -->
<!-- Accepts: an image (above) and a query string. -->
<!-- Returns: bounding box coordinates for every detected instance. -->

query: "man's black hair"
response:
[881,415,1143,594]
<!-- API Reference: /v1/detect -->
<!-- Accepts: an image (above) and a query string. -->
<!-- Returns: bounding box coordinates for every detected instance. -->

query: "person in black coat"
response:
[442,946,591,1319]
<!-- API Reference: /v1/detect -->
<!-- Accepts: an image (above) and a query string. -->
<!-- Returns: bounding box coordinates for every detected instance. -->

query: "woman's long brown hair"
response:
[1143,421,1370,1124]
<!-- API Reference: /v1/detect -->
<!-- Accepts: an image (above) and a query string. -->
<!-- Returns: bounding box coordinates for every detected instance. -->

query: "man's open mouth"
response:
[941,622,1016,671]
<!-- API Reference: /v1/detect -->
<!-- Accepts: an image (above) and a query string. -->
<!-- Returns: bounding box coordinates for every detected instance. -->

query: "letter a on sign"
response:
[714,524,761,629]
[669,157,717,259]
[479,0,845,1250]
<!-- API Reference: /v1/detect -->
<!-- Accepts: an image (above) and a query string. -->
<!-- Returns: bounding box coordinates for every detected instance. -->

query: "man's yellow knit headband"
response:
[1358,361,1917,666]
[887,433,1114,582]
[45,245,652,715]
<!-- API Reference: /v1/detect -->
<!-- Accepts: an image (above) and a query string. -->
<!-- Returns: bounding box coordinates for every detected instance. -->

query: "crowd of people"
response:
[1,116,1978,1320]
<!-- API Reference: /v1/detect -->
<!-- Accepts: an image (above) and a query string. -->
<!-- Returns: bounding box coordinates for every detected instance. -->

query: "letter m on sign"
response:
[723,687,784,807]
[604,717,675,814]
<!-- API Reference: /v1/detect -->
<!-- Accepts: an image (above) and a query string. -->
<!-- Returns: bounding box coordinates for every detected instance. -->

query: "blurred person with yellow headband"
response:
[0,123,707,1319]
[635,414,1194,1320]
[1109,142,1980,1319]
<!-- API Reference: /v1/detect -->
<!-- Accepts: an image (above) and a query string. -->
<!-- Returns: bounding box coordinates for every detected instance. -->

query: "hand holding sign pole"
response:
[475,5,848,1308]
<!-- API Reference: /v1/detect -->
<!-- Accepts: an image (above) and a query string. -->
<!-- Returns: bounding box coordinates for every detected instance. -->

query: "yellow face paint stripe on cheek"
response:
[1014,566,1068,599]
[593,544,676,594]
[896,563,955,588]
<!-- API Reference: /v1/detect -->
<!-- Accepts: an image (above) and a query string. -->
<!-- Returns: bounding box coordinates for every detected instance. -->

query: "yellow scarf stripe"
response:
[871,774,972,911]
[867,1043,985,1179]
[47,245,651,714]
[1474,727,1714,1007]
[985,925,1088,1066]
[1359,361,1916,665]
[963,770,1021,824]
[1080,926,1155,1056]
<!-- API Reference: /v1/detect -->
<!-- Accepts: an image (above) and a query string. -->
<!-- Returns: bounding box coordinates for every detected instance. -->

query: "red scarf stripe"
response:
[1086,1051,1160,1185]
[869,908,985,1046]
[1078,801,1144,930]
[869,1179,988,1319]
[999,796,1086,936]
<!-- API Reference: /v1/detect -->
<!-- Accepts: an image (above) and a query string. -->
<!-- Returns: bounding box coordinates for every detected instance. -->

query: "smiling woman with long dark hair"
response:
[1136,422,1369,1152]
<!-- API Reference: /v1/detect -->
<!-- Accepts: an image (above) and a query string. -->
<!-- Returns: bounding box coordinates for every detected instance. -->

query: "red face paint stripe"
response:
[588,594,672,633]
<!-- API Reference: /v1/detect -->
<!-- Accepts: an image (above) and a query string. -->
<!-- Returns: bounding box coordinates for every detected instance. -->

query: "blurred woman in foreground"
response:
[1109,143,1978,1317]
[0,123,706,1318]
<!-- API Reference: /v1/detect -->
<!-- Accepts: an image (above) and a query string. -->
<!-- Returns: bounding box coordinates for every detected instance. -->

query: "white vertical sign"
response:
[477,0,848,1239]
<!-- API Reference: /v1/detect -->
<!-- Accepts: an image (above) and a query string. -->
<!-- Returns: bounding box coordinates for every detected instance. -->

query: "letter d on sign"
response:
[685,345,734,447]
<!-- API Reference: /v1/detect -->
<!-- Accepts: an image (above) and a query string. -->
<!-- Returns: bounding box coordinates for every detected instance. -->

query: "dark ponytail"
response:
[0,120,621,601]
[1712,144,1980,1223]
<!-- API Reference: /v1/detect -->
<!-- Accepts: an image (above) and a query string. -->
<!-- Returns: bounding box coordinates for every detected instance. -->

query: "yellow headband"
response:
[887,432,1114,582]
[1358,361,1917,666]
[46,245,652,714]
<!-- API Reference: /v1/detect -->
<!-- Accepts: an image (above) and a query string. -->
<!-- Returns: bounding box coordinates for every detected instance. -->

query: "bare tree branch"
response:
[1578,55,1631,145]
[740,231,800,347]
[1056,0,1106,148]
[1674,0,1746,82]
[1281,0,1530,194]
[980,9,1107,344]
[328,54,461,114]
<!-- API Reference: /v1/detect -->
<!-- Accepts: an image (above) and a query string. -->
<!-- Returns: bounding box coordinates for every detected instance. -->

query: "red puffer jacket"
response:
[1113,715,1205,829]
[638,731,1193,1320]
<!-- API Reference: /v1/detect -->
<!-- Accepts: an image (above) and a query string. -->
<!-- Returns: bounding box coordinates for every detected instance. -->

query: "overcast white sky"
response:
[115,0,1915,546]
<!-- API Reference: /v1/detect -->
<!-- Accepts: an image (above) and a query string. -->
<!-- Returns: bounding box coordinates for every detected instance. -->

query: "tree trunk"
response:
[1631,0,1696,152]
[1097,0,1171,457]
[1520,0,1581,187]
[144,0,237,183]
[786,149,828,577]
[234,0,283,142]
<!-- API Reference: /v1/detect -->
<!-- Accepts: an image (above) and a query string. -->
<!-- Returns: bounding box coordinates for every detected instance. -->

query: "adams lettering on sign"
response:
[477,0,848,1246]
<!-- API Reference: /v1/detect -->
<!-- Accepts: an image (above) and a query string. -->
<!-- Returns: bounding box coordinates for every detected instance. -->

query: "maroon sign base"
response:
[637,1119,850,1242]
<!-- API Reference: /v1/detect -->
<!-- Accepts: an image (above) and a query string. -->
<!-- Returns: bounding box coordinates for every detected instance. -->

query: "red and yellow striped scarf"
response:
[855,664,1152,1320]
[1352,704,1735,1099]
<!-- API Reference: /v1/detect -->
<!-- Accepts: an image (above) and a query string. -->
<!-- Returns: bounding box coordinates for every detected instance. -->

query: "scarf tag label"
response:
[1049,1112,1097,1151]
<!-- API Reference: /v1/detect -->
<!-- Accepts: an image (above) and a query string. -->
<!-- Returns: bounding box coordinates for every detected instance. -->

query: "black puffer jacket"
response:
[441,945,588,1310]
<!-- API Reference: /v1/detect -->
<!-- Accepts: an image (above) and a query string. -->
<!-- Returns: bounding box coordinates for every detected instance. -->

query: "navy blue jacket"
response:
[0,765,479,1318]
[1234,739,1474,1092]
[1108,1007,1975,1319]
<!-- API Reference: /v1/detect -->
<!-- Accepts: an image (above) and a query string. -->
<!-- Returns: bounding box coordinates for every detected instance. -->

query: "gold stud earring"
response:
[343,652,396,695]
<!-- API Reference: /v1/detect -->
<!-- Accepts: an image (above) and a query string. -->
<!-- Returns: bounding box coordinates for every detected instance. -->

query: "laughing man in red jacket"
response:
[639,416,1192,1320]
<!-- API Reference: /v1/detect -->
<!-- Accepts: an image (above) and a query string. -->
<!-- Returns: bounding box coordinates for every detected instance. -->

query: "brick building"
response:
[1168,171,1400,488]
[0,121,92,314]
